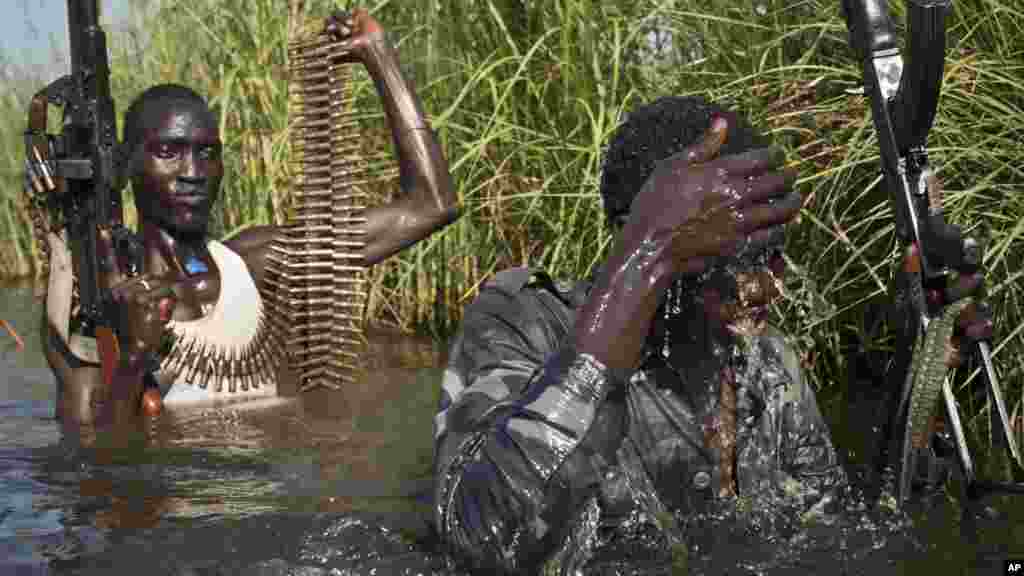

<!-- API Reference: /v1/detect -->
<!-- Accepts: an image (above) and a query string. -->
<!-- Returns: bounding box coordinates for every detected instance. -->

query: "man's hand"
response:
[574,116,801,373]
[109,275,177,369]
[95,226,176,368]
[621,115,801,277]
[325,7,385,61]
[83,269,177,425]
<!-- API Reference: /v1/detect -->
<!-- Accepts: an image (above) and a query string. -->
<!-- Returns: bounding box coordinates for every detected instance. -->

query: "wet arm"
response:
[572,228,677,372]
[358,36,459,266]
[42,230,149,429]
[434,280,626,573]
[42,317,147,428]
[225,40,458,272]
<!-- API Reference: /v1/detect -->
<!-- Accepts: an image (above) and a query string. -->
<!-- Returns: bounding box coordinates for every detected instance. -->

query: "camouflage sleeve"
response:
[432,272,623,574]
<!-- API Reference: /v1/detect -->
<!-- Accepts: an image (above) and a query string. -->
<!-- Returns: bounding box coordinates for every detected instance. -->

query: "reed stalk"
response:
[0,0,1020,468]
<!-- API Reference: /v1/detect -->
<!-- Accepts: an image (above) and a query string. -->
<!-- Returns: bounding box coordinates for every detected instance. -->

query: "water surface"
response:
[1,282,1021,575]
[1,281,452,575]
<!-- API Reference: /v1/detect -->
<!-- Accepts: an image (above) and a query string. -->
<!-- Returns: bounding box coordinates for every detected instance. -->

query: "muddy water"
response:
[1,282,1022,575]
[0,282,454,575]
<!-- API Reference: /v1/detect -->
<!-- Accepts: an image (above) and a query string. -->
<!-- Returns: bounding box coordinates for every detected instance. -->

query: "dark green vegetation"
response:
[1,0,1021,478]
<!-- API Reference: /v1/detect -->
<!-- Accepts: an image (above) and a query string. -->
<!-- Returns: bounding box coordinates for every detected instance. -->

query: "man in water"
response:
[43,9,459,428]
[431,96,986,573]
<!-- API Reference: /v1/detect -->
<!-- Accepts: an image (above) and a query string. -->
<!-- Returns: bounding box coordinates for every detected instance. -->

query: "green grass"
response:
[1,0,1021,473]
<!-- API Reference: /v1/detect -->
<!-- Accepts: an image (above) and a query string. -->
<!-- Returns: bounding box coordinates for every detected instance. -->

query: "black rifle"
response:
[24,0,141,387]
[840,0,1023,503]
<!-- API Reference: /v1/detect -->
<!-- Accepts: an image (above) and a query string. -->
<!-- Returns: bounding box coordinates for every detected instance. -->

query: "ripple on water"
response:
[1,284,1023,574]
[1,285,451,574]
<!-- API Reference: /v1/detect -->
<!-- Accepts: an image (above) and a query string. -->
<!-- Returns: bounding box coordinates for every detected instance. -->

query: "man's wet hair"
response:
[121,84,213,154]
[599,95,770,229]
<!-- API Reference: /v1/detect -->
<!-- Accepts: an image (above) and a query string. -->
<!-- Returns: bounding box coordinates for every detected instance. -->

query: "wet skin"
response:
[43,104,239,432]
[611,148,989,500]
[572,116,803,377]
[136,106,223,238]
[231,8,460,286]
[561,116,799,502]
[44,9,460,433]
[570,115,989,461]
[133,104,224,323]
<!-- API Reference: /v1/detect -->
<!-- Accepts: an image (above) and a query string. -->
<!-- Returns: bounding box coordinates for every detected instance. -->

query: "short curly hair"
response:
[599,96,770,228]
[121,84,212,154]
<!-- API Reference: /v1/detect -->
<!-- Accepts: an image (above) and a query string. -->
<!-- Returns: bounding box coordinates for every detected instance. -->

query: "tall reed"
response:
[0,0,1021,468]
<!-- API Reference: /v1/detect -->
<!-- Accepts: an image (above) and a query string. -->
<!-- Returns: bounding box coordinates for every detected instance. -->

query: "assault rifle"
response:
[24,1,141,388]
[840,0,1024,503]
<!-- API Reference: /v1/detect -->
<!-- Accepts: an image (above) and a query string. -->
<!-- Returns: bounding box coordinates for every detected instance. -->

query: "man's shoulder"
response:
[222,225,276,258]
[219,225,278,287]
[446,267,586,400]
[470,266,585,314]
[460,266,587,341]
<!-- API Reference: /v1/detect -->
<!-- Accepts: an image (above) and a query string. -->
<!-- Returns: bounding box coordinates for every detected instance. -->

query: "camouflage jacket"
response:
[432,268,844,574]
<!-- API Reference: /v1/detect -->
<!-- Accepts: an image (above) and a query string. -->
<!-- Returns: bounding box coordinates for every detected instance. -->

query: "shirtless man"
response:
[44,9,459,429]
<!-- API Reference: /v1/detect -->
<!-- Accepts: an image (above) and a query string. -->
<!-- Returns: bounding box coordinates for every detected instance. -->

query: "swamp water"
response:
[0,282,1021,575]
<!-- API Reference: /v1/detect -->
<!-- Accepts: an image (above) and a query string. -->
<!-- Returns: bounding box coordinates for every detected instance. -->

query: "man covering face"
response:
[431,96,841,574]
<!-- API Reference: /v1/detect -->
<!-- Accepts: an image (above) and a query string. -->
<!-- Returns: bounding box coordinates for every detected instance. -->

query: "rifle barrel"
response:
[67,1,100,79]
[60,0,120,336]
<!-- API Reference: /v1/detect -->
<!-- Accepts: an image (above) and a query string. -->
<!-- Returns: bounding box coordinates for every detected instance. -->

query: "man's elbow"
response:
[399,193,461,242]
[421,171,460,223]
[434,202,461,230]
[223,225,275,255]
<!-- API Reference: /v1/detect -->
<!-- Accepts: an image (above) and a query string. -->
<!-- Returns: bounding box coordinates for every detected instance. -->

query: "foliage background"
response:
[0,0,1021,471]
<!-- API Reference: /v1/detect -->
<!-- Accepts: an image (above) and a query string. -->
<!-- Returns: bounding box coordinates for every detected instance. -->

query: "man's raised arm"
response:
[227,9,459,285]
[326,9,459,266]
